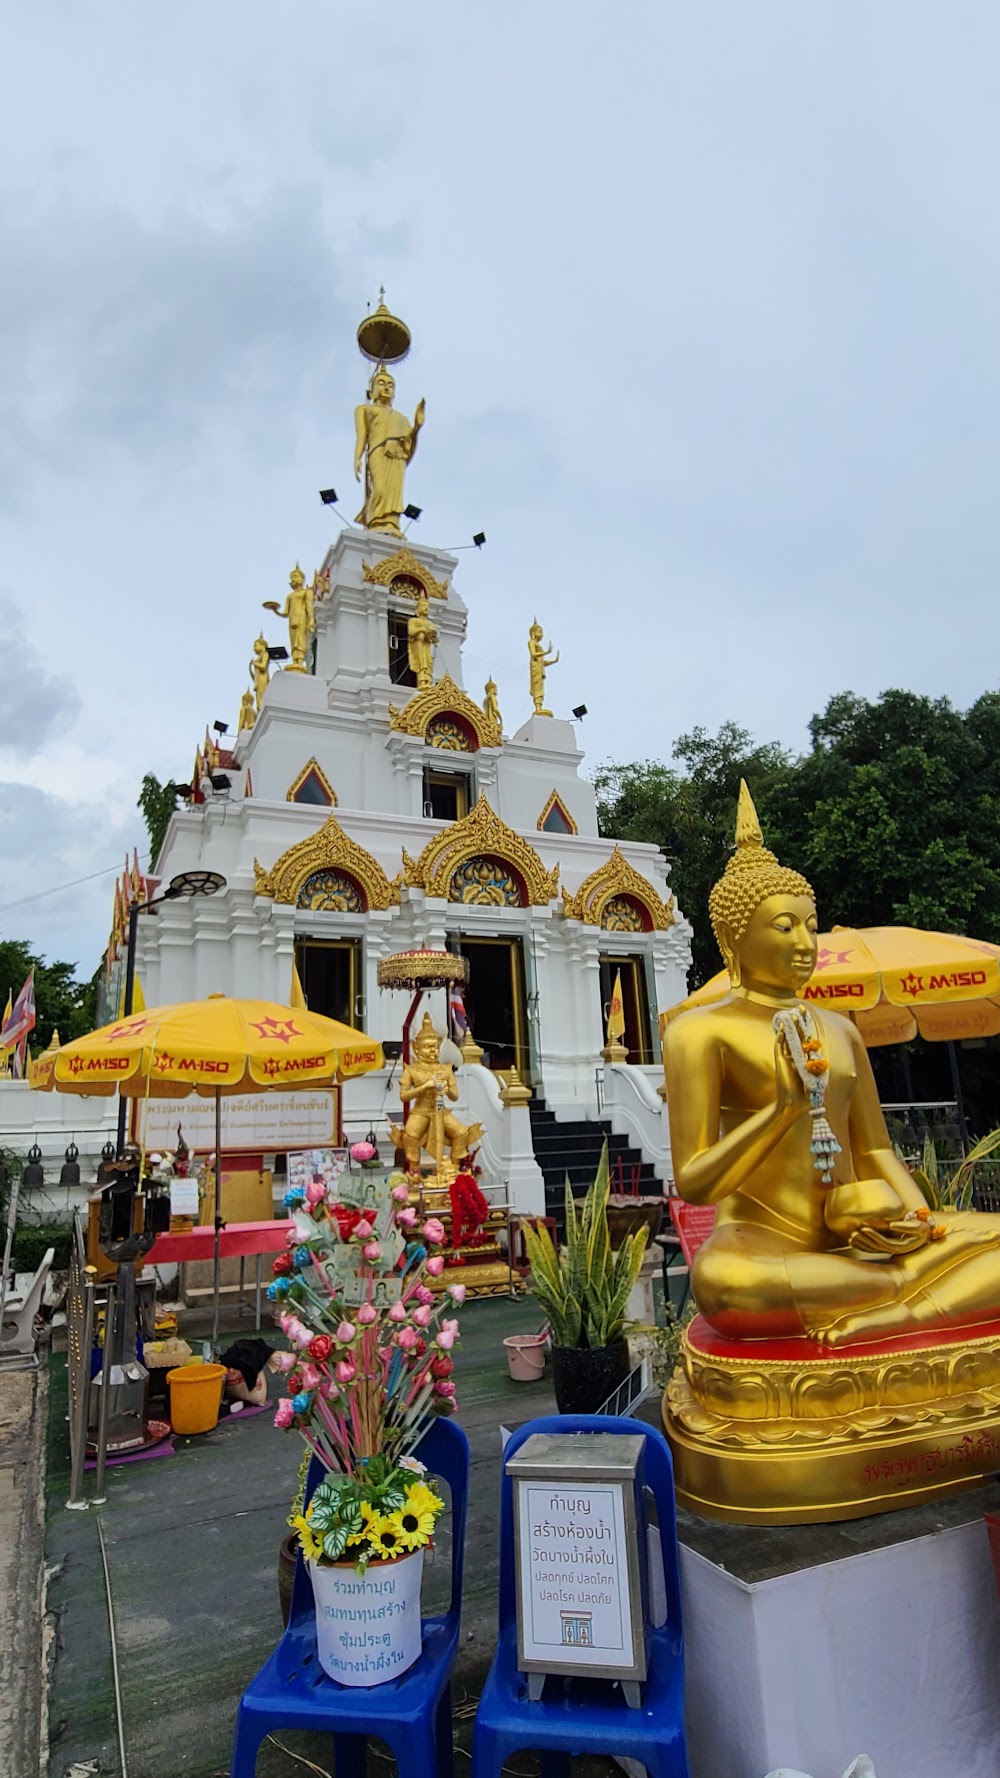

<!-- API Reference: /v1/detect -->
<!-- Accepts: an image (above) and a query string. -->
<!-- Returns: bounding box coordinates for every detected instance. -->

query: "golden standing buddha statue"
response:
[354,367,425,536]
[663,782,1000,1522]
[406,592,437,690]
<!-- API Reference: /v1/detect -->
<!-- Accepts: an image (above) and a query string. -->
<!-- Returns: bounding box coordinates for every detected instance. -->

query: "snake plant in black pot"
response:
[523,1143,649,1414]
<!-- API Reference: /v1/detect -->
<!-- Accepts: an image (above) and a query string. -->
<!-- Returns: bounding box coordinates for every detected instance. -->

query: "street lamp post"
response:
[115,870,226,1155]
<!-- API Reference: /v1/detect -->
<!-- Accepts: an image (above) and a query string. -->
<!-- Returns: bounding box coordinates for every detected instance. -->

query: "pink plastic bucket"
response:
[504,1333,546,1381]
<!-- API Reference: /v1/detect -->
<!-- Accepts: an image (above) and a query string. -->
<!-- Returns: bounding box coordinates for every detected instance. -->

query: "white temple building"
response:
[127,521,691,1208]
[84,284,695,1210]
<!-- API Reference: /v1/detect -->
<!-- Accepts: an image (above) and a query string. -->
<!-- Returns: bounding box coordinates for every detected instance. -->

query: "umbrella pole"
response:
[211,1088,223,1356]
[947,1041,971,1154]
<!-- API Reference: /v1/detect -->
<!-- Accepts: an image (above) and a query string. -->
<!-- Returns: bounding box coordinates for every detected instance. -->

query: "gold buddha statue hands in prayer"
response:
[665,782,1000,1349]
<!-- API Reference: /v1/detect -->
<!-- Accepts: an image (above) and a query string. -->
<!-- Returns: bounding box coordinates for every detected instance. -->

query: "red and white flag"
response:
[0,970,36,1052]
[448,984,468,1036]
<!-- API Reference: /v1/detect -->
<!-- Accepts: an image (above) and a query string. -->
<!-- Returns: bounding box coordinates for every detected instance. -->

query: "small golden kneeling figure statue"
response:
[389,1013,482,1181]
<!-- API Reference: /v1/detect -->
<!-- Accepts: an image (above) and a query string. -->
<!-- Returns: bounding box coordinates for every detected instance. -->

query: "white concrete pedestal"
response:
[680,1488,1000,1778]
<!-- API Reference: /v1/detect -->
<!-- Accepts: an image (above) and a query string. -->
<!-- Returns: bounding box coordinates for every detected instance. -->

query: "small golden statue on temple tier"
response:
[663,781,1000,1523]
[528,620,559,716]
[407,592,437,690]
[484,677,502,732]
[249,635,270,712]
[238,688,256,731]
[264,564,325,673]
[389,1014,483,1184]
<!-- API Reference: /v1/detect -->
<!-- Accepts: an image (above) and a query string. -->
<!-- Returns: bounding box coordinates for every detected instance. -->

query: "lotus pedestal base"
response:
[664,1314,1000,1524]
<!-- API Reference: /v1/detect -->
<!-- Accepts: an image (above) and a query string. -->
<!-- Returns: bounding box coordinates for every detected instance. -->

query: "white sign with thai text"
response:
[517,1480,633,1668]
[135,1089,338,1154]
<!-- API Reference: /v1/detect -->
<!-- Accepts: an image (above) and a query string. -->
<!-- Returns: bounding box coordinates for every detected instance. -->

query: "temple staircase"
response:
[528,1096,659,1229]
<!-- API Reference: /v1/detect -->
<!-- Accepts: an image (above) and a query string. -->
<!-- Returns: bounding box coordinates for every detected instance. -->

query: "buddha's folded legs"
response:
[695,1213,1000,1345]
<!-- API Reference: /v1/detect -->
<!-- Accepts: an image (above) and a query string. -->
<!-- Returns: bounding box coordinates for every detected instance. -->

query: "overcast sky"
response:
[3,2,999,977]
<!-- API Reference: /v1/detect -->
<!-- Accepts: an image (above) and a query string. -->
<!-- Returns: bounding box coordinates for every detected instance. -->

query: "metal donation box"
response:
[506,1431,649,1702]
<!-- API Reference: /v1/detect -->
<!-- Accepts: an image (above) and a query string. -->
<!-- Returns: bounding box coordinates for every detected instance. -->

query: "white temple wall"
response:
[497,714,599,837]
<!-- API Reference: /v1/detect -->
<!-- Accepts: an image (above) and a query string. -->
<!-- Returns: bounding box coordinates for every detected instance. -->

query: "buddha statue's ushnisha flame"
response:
[708,781,812,969]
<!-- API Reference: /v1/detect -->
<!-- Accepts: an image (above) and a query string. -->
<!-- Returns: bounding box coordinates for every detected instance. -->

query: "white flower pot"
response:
[309,1548,424,1685]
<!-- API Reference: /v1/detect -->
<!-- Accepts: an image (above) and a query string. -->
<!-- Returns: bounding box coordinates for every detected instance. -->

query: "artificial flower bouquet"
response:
[268,1166,465,1575]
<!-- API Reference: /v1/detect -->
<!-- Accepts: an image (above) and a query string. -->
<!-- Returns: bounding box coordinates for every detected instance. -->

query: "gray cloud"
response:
[0,779,142,971]
[0,600,80,752]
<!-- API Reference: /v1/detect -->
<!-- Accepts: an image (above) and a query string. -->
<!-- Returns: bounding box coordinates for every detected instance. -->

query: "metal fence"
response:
[66,1210,116,1511]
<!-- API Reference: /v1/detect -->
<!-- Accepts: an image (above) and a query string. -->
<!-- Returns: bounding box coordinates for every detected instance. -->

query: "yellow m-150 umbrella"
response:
[30,995,383,1349]
[661,926,1000,1047]
[30,995,382,1094]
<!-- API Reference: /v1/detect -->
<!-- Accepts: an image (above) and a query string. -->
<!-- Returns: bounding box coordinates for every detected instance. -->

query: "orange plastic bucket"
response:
[166,1362,226,1434]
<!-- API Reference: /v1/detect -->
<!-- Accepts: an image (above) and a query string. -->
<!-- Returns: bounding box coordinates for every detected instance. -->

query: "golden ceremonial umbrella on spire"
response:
[661,927,1000,1047]
[31,995,383,1349]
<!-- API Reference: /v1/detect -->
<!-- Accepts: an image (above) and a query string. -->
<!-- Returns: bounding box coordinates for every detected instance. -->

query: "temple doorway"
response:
[598,953,654,1064]
[451,936,528,1077]
[295,938,360,1026]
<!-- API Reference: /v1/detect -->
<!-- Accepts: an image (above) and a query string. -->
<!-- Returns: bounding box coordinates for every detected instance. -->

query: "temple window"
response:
[290,769,333,806]
[449,855,526,906]
[423,769,472,822]
[295,937,360,1023]
[297,869,366,913]
[537,790,578,834]
[388,612,416,687]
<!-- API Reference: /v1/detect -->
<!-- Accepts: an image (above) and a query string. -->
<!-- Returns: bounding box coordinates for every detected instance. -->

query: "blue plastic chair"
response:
[230,1415,470,1778]
[473,1414,690,1778]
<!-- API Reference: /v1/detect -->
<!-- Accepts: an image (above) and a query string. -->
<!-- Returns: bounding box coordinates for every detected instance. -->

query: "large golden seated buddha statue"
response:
[662,784,1000,1523]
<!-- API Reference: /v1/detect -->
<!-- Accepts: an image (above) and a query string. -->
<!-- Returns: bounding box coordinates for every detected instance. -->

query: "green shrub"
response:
[12,1224,74,1273]
[522,1143,649,1349]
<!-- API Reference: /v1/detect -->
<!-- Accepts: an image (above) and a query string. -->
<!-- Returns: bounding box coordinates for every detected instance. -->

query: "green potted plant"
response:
[523,1143,649,1414]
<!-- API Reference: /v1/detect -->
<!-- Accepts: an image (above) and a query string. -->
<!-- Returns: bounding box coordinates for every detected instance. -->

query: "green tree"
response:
[0,939,95,1052]
[137,772,178,867]
[769,690,1000,939]
[594,721,789,984]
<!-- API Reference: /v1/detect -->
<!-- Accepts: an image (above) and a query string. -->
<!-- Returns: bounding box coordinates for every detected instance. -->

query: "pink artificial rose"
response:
[388,1301,407,1323]
[426,1254,445,1277]
[354,1218,374,1240]
[334,1358,356,1384]
[278,1311,294,1333]
[274,1399,294,1429]
[436,1327,456,1351]
[274,1350,296,1372]
[299,1363,322,1391]
[357,1304,378,1325]
[362,1242,383,1262]
[293,1325,314,1350]
[396,1207,418,1230]
[335,1321,356,1343]
[412,1304,432,1328]
[422,1218,446,1245]
[391,1183,410,1203]
[447,1284,467,1305]
[305,1181,326,1206]
[434,1378,457,1398]
[397,1326,418,1351]
[414,1284,434,1305]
